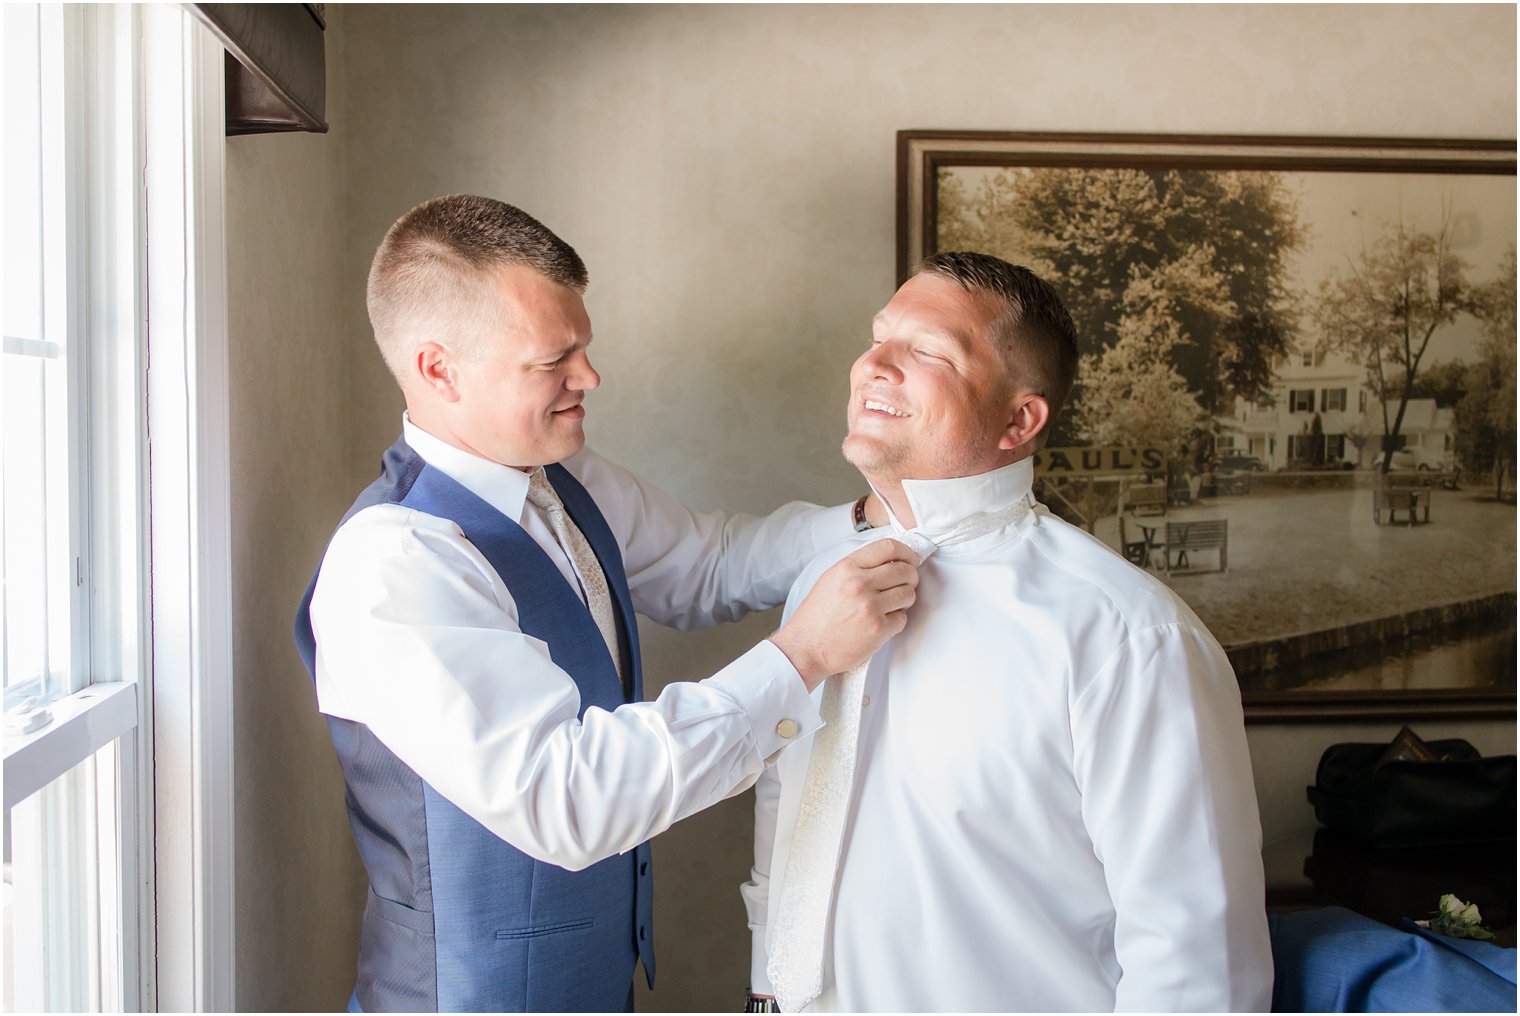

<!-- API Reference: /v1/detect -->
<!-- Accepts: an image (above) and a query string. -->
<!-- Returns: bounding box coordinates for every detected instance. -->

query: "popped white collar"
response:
[878,458,1036,538]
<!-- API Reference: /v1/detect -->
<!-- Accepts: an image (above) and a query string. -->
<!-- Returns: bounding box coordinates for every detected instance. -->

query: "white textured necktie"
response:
[766,496,1034,1013]
[527,468,623,687]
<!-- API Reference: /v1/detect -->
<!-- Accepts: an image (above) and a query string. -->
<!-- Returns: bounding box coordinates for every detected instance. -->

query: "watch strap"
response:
[851,494,872,532]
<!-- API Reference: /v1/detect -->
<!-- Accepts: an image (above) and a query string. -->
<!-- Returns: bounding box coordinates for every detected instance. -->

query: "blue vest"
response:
[294,438,655,1012]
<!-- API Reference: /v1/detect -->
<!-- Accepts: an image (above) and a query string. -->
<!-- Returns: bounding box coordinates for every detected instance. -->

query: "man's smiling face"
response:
[448,263,600,469]
[843,272,1020,485]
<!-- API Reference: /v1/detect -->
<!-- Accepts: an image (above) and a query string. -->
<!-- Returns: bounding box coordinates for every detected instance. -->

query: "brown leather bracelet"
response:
[852,494,873,532]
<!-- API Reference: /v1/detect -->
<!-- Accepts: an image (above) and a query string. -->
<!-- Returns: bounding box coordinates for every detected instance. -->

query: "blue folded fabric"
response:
[1270,906,1517,1012]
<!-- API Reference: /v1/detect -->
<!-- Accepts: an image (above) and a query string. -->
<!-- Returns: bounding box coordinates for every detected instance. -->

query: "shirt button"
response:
[862,694,872,707]
[776,718,800,739]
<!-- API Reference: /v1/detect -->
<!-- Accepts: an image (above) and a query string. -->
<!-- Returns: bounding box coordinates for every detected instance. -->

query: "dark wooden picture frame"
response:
[899,131,1517,722]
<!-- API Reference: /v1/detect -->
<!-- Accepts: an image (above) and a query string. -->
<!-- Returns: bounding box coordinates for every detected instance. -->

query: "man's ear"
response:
[999,393,1050,456]
[414,342,462,403]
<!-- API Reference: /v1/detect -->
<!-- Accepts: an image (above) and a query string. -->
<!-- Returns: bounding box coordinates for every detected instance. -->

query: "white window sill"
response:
[4,682,137,811]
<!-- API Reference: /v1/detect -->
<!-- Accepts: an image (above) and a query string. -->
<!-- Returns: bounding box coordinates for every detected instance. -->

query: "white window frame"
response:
[142,7,236,1011]
[3,6,235,1011]
[5,7,147,1011]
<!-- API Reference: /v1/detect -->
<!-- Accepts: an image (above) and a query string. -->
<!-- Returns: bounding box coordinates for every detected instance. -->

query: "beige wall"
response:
[225,4,1515,1011]
[225,8,363,1011]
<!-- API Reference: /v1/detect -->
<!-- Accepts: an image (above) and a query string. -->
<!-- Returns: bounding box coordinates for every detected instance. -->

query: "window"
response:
[1300,349,1314,367]
[1288,433,1346,466]
[1289,389,1315,413]
[4,6,234,1011]
[4,7,143,1010]
[1321,388,1348,412]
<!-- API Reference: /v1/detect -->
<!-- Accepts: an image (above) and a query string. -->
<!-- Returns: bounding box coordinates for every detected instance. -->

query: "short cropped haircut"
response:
[912,251,1080,427]
[366,195,588,379]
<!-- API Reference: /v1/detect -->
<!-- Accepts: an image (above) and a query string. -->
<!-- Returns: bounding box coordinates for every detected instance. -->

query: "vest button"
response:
[639,926,647,941]
[862,694,872,707]
[776,718,799,739]
[640,862,648,876]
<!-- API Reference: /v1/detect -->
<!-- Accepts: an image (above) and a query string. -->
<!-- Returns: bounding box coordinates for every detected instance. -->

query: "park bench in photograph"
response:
[1373,487,1431,526]
[1163,519,1229,575]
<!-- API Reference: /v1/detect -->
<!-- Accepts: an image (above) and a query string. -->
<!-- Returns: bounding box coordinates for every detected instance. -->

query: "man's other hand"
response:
[770,539,919,691]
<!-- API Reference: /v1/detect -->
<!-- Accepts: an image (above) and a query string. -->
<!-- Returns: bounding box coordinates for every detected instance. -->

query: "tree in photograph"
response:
[1457,244,1518,498]
[1393,357,1469,407]
[935,169,1039,262]
[1314,212,1475,475]
[941,167,1304,412]
[1072,275,1210,462]
[1308,412,1326,467]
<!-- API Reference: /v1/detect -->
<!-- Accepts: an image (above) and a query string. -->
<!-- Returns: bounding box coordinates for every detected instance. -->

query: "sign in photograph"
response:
[1034,447,1166,476]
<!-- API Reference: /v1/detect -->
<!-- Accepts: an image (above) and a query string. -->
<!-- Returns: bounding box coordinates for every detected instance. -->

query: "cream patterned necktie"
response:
[526,468,623,687]
[766,495,1034,1014]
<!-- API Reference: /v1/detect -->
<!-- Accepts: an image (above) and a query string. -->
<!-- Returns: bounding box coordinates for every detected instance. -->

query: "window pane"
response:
[3,3,43,345]
[3,742,121,1013]
[2,2,72,707]
[2,355,52,702]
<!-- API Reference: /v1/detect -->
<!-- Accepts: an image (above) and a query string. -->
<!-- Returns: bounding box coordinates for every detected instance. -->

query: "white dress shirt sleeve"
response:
[1068,622,1274,1012]
[563,449,851,629]
[311,459,848,871]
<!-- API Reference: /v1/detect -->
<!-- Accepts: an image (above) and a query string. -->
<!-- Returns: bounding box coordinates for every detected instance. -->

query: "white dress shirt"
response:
[745,459,1272,1012]
[310,416,847,872]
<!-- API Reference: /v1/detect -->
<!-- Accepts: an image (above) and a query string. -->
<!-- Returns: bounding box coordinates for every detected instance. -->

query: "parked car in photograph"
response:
[1216,454,1266,472]
[1372,448,1454,472]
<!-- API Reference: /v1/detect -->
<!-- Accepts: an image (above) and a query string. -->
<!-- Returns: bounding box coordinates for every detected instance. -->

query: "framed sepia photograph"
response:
[898,131,1517,721]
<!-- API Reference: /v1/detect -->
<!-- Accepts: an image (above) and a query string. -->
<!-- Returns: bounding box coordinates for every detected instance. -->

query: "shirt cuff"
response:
[707,639,822,761]
[821,500,857,540]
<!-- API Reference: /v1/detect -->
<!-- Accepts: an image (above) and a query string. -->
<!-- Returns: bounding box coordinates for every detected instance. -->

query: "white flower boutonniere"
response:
[1416,893,1497,942]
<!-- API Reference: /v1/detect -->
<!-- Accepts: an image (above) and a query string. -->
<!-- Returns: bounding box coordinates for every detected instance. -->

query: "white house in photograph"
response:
[1218,346,1455,470]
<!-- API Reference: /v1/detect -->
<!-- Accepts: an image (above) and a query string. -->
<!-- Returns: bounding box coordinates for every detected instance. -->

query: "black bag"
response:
[1306,735,1516,848]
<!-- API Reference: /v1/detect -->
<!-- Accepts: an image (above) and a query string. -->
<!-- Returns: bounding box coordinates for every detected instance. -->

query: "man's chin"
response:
[539,430,586,466]
[842,435,899,474]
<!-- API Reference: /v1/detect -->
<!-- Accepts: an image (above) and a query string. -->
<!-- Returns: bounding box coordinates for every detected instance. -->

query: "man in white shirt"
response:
[745,252,1272,1012]
[297,195,917,1012]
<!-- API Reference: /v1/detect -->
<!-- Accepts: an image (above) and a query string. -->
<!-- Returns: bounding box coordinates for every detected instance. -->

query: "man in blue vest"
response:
[294,195,917,1012]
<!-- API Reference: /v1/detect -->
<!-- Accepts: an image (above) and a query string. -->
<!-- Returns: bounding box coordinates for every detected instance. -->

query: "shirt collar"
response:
[879,458,1036,538]
[401,413,533,523]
